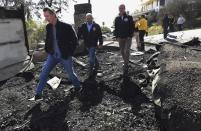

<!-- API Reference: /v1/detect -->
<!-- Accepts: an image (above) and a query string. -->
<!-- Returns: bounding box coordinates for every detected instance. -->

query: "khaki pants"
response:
[134,32,140,50]
[118,37,132,67]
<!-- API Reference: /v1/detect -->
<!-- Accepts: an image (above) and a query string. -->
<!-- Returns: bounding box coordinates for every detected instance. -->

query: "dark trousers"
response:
[178,24,183,31]
[88,47,99,70]
[163,27,168,39]
[169,24,174,32]
[139,30,146,51]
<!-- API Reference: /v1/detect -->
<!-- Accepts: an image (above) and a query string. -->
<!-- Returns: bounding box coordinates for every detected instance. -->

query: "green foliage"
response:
[163,0,201,29]
[26,19,46,49]
[148,23,163,36]
[101,26,111,34]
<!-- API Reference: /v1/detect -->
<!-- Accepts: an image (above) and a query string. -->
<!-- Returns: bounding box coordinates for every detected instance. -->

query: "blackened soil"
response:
[157,44,201,131]
[0,46,159,131]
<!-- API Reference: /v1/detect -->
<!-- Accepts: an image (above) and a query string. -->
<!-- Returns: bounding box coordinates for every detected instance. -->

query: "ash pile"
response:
[150,37,201,131]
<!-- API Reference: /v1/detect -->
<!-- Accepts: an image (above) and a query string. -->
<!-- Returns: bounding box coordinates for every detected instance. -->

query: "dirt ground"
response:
[0,46,159,131]
[156,43,201,131]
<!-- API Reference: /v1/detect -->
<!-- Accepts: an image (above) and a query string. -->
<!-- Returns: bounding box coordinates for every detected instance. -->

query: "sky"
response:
[59,0,141,28]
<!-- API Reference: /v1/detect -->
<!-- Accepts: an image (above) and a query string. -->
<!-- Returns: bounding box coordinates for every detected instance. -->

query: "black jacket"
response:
[114,13,134,38]
[45,20,78,59]
[162,15,169,29]
[77,22,103,47]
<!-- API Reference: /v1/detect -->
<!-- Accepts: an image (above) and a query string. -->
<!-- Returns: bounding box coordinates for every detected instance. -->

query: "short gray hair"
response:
[86,13,93,17]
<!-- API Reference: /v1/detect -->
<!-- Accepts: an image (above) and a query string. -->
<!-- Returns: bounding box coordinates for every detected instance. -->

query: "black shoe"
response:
[35,94,43,101]
[28,94,43,101]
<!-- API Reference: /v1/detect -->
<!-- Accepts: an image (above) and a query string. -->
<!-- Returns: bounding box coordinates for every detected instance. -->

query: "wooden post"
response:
[88,0,90,4]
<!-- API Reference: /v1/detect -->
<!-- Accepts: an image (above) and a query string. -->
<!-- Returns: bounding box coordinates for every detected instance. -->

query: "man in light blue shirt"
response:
[78,13,103,78]
[87,22,93,32]
[52,26,61,58]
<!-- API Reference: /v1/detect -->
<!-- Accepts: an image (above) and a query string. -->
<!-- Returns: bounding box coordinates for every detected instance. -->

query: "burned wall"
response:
[0,5,29,81]
[73,3,91,54]
[74,3,92,32]
[0,7,22,18]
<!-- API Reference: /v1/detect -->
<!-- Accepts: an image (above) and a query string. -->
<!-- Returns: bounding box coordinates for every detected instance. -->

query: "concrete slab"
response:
[145,28,201,45]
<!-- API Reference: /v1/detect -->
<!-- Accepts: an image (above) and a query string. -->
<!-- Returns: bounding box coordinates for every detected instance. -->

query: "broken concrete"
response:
[145,28,201,45]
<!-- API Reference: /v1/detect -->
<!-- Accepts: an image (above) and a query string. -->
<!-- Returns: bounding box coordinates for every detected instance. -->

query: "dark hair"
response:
[119,4,125,9]
[43,7,55,15]
[141,15,145,18]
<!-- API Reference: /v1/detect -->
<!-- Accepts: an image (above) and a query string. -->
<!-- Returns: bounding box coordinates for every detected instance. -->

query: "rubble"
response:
[47,76,62,90]
[152,41,201,131]
[1,15,201,130]
[0,46,158,131]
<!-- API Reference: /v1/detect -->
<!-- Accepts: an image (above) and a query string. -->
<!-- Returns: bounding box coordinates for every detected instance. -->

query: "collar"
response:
[87,21,94,25]
[119,13,127,17]
[50,19,59,27]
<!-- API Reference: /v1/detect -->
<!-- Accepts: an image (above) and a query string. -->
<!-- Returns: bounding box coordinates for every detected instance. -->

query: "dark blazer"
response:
[45,20,78,59]
[77,22,103,47]
[114,13,134,38]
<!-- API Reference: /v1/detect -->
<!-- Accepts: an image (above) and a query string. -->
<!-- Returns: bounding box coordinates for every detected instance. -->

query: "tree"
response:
[0,0,78,49]
[0,0,77,19]
[165,0,188,17]
[26,20,46,49]
[165,0,201,28]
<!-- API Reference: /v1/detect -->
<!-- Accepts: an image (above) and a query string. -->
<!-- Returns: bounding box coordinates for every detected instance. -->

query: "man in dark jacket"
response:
[169,14,175,32]
[114,4,134,76]
[77,13,103,77]
[162,14,169,39]
[30,8,81,101]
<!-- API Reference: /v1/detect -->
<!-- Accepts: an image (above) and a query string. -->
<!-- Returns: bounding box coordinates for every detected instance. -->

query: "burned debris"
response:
[1,2,201,130]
